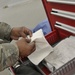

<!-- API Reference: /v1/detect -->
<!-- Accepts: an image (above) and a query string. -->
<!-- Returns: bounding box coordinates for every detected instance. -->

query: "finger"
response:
[20,32,27,38]
[29,41,36,52]
[31,46,36,53]
[27,30,32,37]
[25,38,31,43]
[23,27,32,37]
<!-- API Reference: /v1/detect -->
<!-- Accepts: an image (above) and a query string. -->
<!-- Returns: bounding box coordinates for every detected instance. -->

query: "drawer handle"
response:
[55,21,75,34]
[47,0,75,5]
[51,8,75,20]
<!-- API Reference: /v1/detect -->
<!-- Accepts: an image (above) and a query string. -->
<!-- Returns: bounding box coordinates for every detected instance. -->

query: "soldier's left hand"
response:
[10,27,32,40]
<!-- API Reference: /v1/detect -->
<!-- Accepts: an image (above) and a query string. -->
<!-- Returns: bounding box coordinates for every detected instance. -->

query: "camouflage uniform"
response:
[0,22,19,71]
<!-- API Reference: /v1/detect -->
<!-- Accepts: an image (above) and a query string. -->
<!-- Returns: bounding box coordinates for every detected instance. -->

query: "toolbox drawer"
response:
[42,0,75,39]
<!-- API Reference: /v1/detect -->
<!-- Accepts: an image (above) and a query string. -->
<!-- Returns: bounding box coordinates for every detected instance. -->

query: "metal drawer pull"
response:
[51,8,75,20]
[47,0,75,5]
[55,21,75,34]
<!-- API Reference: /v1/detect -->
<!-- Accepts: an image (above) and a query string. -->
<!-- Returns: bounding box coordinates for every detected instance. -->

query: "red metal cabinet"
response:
[42,0,75,75]
[42,0,75,43]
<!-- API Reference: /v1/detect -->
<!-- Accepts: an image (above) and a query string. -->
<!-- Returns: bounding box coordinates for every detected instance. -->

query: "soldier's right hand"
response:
[16,38,35,58]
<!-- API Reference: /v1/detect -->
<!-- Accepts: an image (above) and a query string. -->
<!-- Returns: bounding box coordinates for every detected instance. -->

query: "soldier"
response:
[0,22,35,71]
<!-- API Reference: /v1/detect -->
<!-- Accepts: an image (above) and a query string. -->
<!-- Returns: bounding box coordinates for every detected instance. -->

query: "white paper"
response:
[28,29,53,65]
[45,36,75,69]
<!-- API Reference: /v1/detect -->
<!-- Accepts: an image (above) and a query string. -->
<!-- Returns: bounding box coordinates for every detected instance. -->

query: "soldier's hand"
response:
[10,27,32,40]
[16,38,35,58]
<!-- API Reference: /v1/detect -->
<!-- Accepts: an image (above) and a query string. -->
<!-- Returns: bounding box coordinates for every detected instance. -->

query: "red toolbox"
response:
[42,0,75,75]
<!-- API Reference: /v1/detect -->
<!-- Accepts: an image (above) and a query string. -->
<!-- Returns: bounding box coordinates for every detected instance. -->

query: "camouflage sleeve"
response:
[0,22,12,41]
[0,43,19,71]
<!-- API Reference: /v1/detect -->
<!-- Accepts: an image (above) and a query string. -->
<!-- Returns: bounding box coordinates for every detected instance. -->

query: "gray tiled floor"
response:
[0,0,47,75]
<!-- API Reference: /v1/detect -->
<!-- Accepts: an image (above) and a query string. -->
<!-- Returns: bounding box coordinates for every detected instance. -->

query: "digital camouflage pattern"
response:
[0,22,19,71]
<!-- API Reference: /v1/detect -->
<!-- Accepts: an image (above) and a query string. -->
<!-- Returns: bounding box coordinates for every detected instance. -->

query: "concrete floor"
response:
[0,0,47,75]
[0,0,47,29]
